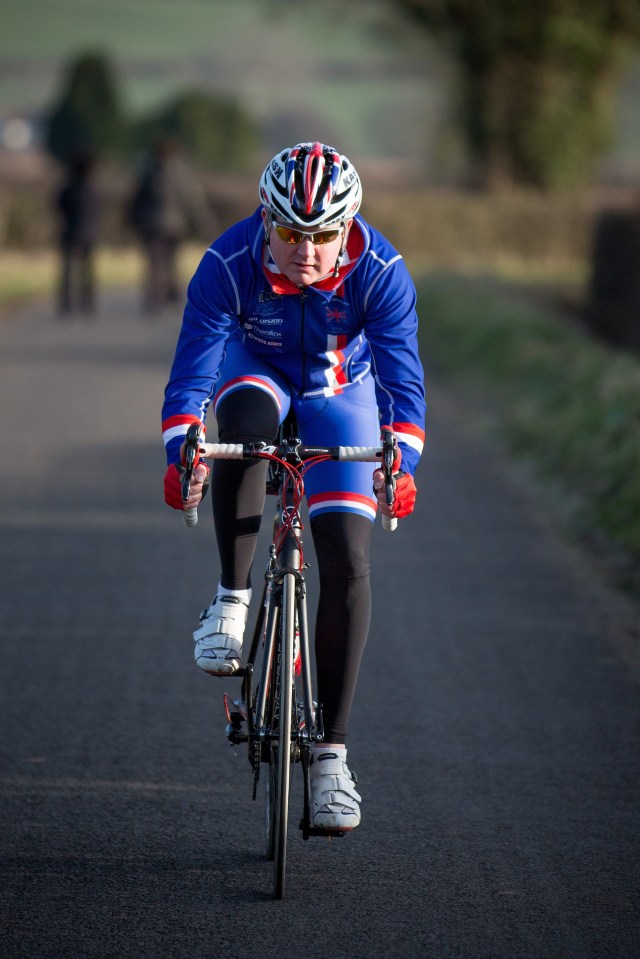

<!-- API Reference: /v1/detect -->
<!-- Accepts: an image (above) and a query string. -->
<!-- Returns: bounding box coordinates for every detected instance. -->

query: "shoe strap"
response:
[215,594,250,610]
[311,754,356,782]
[193,629,243,652]
[314,773,362,804]
[195,596,248,645]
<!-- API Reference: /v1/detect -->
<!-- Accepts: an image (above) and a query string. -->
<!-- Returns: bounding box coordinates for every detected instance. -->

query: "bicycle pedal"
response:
[299,821,347,839]
[223,693,248,744]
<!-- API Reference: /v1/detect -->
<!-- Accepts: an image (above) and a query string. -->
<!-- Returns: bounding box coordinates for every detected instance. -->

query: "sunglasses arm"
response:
[263,211,273,246]
[332,221,348,277]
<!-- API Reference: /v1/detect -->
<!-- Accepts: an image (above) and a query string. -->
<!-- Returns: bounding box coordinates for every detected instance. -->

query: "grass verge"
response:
[418,272,640,593]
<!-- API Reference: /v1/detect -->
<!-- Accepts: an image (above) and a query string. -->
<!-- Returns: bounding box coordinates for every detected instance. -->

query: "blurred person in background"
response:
[55,151,101,319]
[128,137,213,315]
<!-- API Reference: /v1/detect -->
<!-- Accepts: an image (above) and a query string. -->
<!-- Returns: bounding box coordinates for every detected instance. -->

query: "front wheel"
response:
[272,572,296,899]
[265,747,278,861]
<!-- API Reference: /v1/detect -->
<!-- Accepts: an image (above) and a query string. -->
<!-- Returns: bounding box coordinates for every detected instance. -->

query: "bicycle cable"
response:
[255,450,334,564]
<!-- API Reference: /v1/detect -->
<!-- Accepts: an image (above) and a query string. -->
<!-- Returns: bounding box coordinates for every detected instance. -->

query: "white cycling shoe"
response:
[193,593,249,676]
[310,751,361,831]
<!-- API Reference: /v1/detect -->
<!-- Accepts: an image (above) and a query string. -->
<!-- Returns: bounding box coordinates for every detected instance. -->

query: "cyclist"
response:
[163,142,426,831]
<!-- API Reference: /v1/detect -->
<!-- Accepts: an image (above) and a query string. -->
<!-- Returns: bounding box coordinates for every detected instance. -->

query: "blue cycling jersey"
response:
[162,207,426,474]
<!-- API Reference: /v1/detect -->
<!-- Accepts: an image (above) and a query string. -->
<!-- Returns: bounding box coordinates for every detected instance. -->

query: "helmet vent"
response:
[259,141,361,228]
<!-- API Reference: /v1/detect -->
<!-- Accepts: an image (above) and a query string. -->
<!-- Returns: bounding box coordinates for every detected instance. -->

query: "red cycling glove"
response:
[164,462,210,510]
[391,471,417,518]
[164,463,185,510]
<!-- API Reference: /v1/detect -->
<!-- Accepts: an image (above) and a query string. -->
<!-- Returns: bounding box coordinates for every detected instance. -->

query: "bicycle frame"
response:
[184,421,397,898]
[237,426,328,898]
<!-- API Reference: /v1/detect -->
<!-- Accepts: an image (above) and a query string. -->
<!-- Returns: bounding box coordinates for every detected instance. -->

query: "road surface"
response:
[1,293,638,958]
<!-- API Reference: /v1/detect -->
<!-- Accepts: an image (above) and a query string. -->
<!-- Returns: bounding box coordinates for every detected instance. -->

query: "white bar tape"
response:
[199,443,245,459]
[183,508,198,527]
[382,515,397,532]
[337,445,382,462]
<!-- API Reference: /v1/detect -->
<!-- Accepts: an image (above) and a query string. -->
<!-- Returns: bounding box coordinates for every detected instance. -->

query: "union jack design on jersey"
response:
[321,333,349,396]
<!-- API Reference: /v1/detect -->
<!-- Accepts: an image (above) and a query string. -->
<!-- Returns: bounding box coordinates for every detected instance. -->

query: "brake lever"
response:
[380,428,398,532]
[381,428,396,506]
[181,422,201,507]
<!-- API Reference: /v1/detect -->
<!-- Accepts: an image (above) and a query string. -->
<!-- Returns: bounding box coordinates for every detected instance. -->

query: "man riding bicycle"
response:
[163,142,426,832]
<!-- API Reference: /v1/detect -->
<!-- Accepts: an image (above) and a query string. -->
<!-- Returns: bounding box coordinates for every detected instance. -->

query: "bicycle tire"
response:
[273,570,296,899]
[264,604,280,862]
[265,750,278,861]
[254,597,281,862]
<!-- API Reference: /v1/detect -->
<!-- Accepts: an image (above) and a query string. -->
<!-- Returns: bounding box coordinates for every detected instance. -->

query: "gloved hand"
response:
[164,462,210,511]
[391,471,417,518]
[372,469,417,519]
[373,427,417,520]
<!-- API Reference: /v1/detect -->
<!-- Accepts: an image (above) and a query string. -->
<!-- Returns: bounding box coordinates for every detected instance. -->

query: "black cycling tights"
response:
[212,388,372,744]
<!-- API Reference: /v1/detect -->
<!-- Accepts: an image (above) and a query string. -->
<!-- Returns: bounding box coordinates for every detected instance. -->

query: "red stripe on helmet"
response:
[304,142,325,214]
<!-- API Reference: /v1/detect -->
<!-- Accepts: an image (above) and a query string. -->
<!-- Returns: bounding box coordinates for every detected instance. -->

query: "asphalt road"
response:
[1,292,639,958]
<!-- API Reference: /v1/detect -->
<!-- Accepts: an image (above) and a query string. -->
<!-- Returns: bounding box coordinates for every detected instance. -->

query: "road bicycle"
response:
[181,418,397,899]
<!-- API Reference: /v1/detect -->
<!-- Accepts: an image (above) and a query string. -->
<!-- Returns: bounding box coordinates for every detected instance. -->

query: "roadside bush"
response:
[419,273,640,588]
[0,185,56,246]
[2,175,622,271]
[363,188,595,269]
[130,90,260,172]
[0,168,254,249]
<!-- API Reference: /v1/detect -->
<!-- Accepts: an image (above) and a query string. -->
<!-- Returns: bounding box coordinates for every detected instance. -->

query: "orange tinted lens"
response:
[274,225,301,244]
[313,229,340,244]
[274,225,340,245]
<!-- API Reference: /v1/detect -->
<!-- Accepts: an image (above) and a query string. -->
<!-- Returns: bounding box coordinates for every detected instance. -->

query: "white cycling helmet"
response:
[259,141,362,228]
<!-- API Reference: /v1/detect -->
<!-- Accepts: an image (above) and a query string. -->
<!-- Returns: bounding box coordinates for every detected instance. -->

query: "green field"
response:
[3,0,639,172]
[0,0,450,165]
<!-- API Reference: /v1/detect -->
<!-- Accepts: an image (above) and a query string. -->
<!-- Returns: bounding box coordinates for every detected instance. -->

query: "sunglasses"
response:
[273,223,341,246]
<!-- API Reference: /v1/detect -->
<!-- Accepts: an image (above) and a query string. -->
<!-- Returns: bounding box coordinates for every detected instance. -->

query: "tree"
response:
[392,0,640,188]
[131,90,260,172]
[45,51,126,163]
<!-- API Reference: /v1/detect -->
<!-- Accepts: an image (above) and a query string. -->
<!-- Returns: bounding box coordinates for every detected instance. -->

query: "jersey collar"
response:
[262,219,366,295]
